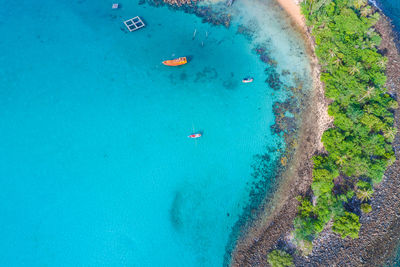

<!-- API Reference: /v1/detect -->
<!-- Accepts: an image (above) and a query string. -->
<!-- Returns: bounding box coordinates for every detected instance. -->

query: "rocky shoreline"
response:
[230,3,332,264]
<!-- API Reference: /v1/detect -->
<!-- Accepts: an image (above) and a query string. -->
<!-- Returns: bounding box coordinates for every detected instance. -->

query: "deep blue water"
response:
[0,0,311,266]
[372,0,400,43]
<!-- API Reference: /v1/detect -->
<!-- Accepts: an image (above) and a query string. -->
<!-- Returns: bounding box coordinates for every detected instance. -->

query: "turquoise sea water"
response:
[0,0,310,266]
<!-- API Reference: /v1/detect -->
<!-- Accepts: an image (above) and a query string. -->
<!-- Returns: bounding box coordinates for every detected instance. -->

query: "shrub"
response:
[361,203,372,213]
[267,250,293,267]
[294,216,316,241]
[311,181,334,197]
[356,180,372,190]
[298,239,313,256]
[297,198,314,217]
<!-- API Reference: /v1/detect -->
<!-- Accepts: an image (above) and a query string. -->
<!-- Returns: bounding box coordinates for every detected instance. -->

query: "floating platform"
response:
[124,16,145,32]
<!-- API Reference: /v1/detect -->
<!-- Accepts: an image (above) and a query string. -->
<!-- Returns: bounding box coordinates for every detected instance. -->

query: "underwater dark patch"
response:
[223,80,238,90]
[180,72,188,80]
[236,25,255,40]
[170,191,183,231]
[194,67,218,83]
[145,0,232,27]
[265,68,282,91]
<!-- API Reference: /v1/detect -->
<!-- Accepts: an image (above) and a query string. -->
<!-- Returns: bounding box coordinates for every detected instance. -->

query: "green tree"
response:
[267,250,293,267]
[356,180,371,190]
[332,212,361,239]
[297,198,314,217]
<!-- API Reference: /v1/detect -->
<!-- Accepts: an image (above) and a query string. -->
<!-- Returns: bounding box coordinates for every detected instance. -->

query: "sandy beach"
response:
[273,0,305,29]
[232,1,400,266]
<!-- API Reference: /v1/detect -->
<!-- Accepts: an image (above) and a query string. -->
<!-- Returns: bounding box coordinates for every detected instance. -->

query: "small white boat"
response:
[242,77,254,83]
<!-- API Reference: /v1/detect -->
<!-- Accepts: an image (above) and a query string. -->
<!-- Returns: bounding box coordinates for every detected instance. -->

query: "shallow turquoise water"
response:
[0,0,309,266]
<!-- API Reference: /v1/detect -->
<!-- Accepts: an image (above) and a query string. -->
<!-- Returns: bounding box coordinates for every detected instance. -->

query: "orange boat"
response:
[162,57,187,66]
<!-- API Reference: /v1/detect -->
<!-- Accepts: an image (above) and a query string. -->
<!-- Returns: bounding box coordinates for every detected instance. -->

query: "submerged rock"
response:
[146,0,232,27]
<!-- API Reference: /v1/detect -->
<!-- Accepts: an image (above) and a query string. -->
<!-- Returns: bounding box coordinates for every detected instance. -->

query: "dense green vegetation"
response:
[267,250,294,267]
[293,0,396,247]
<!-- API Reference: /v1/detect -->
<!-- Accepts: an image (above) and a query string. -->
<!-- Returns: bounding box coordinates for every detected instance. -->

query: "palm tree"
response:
[377,58,387,69]
[318,22,327,30]
[333,57,342,67]
[353,0,367,9]
[364,104,374,114]
[367,28,376,35]
[335,155,347,166]
[358,86,375,102]
[328,48,337,58]
[356,188,374,201]
[361,6,371,17]
[349,65,360,75]
[383,126,397,140]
